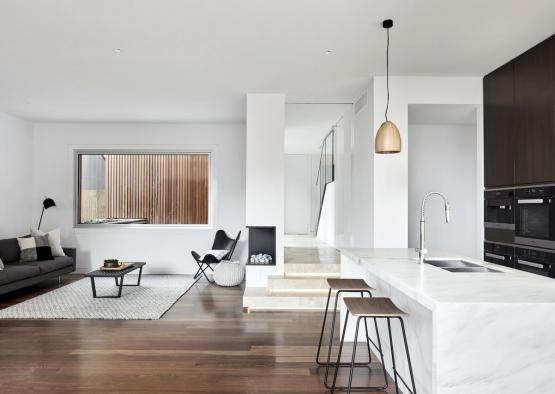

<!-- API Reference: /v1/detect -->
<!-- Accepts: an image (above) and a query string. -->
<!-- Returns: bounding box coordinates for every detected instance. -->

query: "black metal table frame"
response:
[87,263,145,299]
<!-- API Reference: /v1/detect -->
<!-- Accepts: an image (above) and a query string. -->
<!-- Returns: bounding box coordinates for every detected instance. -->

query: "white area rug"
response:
[0,275,197,320]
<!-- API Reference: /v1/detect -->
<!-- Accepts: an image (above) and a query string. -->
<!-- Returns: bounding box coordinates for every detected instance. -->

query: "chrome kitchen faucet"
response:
[418,192,450,264]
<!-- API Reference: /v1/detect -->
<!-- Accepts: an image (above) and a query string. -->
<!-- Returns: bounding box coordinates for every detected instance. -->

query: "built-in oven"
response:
[484,189,514,244]
[484,242,515,268]
[514,186,555,249]
[515,247,555,278]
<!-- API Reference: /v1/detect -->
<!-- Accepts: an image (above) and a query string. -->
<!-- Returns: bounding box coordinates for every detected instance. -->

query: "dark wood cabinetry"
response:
[514,37,555,184]
[484,35,555,188]
[484,62,515,187]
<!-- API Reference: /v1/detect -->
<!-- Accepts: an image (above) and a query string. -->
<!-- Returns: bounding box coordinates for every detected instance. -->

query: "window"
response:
[76,152,210,225]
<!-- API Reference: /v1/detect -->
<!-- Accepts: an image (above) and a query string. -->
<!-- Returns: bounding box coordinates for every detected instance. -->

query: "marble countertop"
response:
[340,248,555,309]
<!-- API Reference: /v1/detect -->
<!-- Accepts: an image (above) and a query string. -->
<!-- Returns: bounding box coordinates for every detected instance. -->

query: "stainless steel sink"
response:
[443,267,502,273]
[425,259,503,273]
[425,259,481,268]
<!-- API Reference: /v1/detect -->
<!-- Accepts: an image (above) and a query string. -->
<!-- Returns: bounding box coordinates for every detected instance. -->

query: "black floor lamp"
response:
[38,198,56,230]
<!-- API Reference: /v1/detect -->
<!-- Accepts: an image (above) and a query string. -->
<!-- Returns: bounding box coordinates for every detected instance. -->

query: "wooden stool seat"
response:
[326,278,374,291]
[344,297,407,317]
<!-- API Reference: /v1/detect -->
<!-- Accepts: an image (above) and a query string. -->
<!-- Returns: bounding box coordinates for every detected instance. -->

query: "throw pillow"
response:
[0,256,4,270]
[200,249,229,261]
[31,228,65,257]
[17,235,54,262]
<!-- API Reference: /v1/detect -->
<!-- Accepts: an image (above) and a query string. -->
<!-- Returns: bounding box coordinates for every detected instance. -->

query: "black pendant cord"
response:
[385,26,390,122]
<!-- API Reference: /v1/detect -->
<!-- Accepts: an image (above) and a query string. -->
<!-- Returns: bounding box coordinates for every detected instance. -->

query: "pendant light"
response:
[375,19,401,154]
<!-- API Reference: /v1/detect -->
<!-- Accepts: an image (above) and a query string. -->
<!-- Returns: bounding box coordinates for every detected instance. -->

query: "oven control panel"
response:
[515,247,555,278]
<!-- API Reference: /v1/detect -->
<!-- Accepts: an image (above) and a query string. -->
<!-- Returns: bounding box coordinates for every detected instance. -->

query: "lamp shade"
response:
[42,198,56,210]
[375,121,401,154]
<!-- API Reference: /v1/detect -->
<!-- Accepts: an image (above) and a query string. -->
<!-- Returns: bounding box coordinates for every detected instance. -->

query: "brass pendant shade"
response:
[375,120,401,154]
[374,19,401,154]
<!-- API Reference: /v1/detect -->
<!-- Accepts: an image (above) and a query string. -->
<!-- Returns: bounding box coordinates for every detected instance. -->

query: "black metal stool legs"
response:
[317,289,372,366]
[323,290,373,389]
[330,310,350,394]
[399,318,417,394]
[328,314,388,392]
[346,317,362,392]
[372,317,389,389]
[316,288,332,365]
[331,315,416,393]
[386,318,417,394]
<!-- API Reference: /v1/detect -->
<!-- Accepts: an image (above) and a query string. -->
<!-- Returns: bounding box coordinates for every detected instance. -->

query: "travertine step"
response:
[243,287,329,311]
[284,263,340,278]
[268,276,330,294]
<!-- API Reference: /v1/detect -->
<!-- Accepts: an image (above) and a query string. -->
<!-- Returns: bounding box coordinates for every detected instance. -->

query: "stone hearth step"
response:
[284,263,340,278]
[243,287,330,311]
[268,276,334,295]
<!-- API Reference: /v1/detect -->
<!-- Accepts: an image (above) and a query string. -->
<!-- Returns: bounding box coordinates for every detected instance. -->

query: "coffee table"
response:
[85,262,146,298]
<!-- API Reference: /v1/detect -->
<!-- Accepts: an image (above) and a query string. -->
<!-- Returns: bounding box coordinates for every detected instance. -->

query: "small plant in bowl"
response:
[103,259,120,268]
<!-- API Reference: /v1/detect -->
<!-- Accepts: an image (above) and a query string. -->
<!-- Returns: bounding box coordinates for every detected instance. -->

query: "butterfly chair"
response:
[191,230,241,282]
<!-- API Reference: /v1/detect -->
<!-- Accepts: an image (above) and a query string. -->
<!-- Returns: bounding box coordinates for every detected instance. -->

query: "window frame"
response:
[73,149,214,229]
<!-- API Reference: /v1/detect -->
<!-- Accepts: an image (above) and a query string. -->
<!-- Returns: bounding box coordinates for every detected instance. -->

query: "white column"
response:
[245,94,285,287]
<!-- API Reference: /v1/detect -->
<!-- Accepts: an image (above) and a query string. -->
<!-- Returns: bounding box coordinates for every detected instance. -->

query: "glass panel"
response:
[520,204,549,238]
[486,205,512,224]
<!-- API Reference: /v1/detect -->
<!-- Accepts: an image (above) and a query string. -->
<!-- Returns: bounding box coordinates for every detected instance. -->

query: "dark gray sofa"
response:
[0,237,76,295]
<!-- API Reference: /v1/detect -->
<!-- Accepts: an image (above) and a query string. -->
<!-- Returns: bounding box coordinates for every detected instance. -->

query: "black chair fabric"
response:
[211,230,240,260]
[191,230,241,282]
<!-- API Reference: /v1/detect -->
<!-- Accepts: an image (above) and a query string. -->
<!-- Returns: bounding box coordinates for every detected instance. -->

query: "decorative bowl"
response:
[103,259,120,268]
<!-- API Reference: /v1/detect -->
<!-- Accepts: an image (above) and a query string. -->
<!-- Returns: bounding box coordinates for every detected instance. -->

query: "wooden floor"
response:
[0,275,395,393]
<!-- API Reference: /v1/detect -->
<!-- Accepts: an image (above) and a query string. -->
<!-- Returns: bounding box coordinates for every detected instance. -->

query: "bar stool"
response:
[331,297,417,394]
[315,279,387,390]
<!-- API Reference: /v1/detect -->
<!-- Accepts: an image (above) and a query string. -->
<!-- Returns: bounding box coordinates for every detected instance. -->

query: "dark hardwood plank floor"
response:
[0,275,395,393]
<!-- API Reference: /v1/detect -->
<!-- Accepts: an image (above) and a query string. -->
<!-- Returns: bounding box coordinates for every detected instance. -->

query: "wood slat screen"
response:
[80,153,209,224]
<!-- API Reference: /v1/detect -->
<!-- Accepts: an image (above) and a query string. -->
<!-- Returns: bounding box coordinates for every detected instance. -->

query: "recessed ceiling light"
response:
[325,50,333,55]
[113,48,122,53]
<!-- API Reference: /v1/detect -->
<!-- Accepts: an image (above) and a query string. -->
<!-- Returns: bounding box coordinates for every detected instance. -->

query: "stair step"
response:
[243,287,329,311]
[268,276,331,294]
[284,263,340,278]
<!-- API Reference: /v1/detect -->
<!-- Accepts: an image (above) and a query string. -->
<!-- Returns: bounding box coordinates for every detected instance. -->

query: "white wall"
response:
[31,122,246,274]
[348,85,375,248]
[309,153,321,233]
[245,94,285,287]
[330,77,483,256]
[408,122,478,258]
[316,181,335,245]
[0,112,33,238]
[285,154,311,235]
[371,77,483,253]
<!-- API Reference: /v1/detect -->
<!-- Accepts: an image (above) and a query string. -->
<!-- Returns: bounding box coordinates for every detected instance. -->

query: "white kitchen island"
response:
[340,248,555,394]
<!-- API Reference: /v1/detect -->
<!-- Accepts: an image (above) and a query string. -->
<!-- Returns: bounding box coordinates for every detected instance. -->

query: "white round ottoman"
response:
[213,261,245,287]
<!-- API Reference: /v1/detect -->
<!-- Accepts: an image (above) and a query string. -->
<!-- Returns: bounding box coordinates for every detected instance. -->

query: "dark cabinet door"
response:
[514,36,555,185]
[484,62,515,187]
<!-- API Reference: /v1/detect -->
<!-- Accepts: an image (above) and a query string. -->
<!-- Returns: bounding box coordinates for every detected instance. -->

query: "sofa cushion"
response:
[0,264,41,286]
[31,228,66,257]
[25,257,73,274]
[0,238,21,263]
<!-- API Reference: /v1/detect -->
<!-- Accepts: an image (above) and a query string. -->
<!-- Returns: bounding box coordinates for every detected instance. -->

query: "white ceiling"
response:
[285,104,350,154]
[0,0,553,122]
